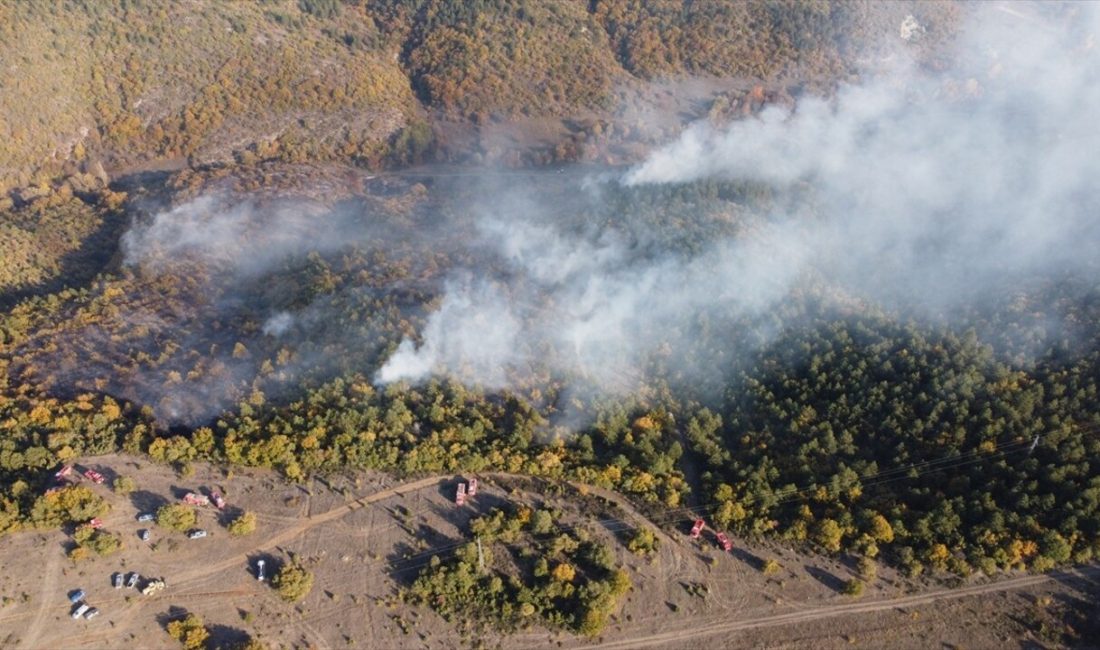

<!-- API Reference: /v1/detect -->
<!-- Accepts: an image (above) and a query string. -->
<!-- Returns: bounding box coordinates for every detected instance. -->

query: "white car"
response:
[84,607,99,620]
[188,530,207,539]
[72,603,90,619]
[256,559,266,581]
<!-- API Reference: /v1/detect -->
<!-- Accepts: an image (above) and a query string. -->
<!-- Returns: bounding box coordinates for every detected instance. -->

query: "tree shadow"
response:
[804,565,845,593]
[0,202,130,309]
[155,605,190,629]
[129,490,169,514]
[206,624,251,648]
[386,522,461,588]
[732,547,765,571]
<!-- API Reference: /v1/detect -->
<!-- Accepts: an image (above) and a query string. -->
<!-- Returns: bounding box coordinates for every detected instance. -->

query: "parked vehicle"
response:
[182,492,209,506]
[112,572,123,589]
[68,590,85,604]
[188,529,208,539]
[140,529,151,542]
[715,531,733,552]
[71,603,90,619]
[126,572,140,589]
[84,607,99,620]
[256,559,266,581]
[136,513,154,522]
[210,491,226,509]
[141,578,165,596]
[83,469,105,484]
[83,518,103,530]
[690,518,706,539]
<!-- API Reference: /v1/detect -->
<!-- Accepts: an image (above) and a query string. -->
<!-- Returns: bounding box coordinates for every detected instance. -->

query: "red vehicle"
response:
[83,469,106,484]
[210,491,226,509]
[690,518,706,539]
[54,465,74,481]
[182,492,210,507]
[467,478,478,497]
[84,517,103,529]
[715,531,732,552]
[455,483,467,507]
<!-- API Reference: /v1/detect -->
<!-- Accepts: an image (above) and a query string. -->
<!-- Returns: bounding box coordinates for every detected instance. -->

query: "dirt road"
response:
[17,537,63,650]
[578,566,1100,649]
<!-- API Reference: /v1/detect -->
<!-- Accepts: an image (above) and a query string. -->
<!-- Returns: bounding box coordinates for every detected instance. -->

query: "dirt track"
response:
[2,463,1096,649]
[578,566,1100,649]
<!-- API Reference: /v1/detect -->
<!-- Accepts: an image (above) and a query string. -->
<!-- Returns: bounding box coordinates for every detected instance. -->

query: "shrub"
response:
[156,504,197,532]
[273,561,314,602]
[227,511,257,537]
[166,613,210,650]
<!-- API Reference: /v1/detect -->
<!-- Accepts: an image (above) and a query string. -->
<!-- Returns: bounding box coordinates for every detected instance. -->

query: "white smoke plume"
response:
[376,2,1100,394]
[375,276,523,388]
[625,3,1100,309]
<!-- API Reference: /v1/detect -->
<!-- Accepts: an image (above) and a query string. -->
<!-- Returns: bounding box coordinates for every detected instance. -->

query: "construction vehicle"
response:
[141,578,165,596]
[455,483,467,507]
[715,531,732,552]
[182,492,209,506]
[690,518,706,539]
[83,469,105,484]
[468,478,478,496]
[210,491,226,509]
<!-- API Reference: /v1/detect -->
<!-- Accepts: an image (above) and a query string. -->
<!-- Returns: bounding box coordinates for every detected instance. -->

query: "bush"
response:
[156,504,197,532]
[227,511,257,537]
[112,476,136,494]
[166,612,210,650]
[842,578,864,597]
[762,559,781,575]
[273,561,314,602]
[72,526,122,557]
[627,527,659,556]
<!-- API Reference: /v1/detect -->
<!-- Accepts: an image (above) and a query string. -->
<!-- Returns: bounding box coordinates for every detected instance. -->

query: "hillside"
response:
[0,0,962,194]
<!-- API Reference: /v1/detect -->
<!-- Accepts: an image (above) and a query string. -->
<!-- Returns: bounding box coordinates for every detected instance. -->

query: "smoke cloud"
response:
[375,3,1100,397]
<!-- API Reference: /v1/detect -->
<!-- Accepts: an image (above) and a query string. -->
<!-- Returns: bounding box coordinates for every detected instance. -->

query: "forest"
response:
[0,166,1096,587]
